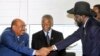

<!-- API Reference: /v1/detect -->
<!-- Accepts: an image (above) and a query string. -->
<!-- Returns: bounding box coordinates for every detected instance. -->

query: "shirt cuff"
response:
[32,50,36,55]
[52,45,57,51]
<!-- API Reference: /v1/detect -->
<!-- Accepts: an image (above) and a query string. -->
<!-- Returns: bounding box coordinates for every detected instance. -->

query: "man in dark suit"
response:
[31,15,67,56]
[0,18,49,56]
[42,1,100,56]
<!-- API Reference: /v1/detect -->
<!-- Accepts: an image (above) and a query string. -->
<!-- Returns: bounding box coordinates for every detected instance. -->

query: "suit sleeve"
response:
[1,32,34,56]
[31,34,34,48]
[55,27,82,51]
[24,33,29,47]
[31,34,38,49]
[57,33,67,56]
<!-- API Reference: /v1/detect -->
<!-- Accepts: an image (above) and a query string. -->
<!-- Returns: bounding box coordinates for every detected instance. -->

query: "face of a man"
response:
[42,18,53,32]
[93,7,100,14]
[14,20,26,36]
[74,15,84,27]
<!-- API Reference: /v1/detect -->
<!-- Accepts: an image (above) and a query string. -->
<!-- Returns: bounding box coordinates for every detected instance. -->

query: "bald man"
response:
[0,18,49,56]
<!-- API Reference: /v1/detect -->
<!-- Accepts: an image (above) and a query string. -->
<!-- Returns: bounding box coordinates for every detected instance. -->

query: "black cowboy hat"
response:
[67,1,91,16]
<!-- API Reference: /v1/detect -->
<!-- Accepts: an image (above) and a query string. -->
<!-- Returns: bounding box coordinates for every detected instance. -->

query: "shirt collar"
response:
[44,29,52,37]
[83,18,89,28]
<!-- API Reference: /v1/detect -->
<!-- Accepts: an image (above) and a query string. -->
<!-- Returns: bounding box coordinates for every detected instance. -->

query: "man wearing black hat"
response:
[40,1,100,56]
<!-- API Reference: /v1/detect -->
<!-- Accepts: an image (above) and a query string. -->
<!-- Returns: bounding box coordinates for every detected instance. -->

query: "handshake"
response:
[35,46,53,56]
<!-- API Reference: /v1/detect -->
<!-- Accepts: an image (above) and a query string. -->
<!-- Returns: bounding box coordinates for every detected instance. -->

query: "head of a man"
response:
[41,15,53,32]
[93,4,100,14]
[67,1,91,27]
[93,4,100,20]
[11,18,26,36]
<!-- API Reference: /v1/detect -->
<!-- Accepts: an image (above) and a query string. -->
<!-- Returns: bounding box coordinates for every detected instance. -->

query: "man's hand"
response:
[47,46,53,52]
[35,47,51,56]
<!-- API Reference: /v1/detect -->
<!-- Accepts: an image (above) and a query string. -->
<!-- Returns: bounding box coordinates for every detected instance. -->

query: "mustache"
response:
[75,21,83,27]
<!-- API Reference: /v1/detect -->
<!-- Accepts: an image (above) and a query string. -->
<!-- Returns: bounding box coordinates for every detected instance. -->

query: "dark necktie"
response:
[83,27,86,35]
[83,27,86,38]
[46,32,50,45]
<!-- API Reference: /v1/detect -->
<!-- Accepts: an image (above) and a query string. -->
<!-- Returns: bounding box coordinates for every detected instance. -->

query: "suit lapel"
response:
[50,30,56,45]
[51,30,54,40]
[41,31,47,41]
[41,30,49,46]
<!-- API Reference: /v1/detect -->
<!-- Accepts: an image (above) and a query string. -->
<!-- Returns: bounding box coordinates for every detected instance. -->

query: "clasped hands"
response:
[35,47,53,56]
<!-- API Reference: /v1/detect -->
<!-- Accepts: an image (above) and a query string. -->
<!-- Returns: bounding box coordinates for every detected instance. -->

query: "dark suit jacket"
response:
[32,29,67,56]
[0,27,33,56]
[55,17,100,56]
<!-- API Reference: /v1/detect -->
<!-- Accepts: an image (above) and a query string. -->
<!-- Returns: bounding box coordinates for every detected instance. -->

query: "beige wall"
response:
[0,0,99,25]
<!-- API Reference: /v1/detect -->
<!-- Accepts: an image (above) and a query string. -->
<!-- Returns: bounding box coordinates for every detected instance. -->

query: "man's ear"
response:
[12,25,16,30]
[51,24,53,27]
[51,22,53,27]
[81,15,85,19]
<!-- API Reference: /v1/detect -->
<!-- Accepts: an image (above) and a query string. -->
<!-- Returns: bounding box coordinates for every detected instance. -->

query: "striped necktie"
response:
[46,32,50,45]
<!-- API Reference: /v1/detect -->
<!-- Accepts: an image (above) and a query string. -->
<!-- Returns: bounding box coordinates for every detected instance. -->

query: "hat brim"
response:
[67,8,96,17]
[67,8,75,14]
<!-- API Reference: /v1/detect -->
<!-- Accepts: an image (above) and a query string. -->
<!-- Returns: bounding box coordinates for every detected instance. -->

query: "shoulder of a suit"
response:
[52,29,62,34]
[32,30,43,35]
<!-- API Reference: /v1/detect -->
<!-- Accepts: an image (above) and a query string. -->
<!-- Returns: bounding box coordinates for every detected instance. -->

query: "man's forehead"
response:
[16,20,25,26]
